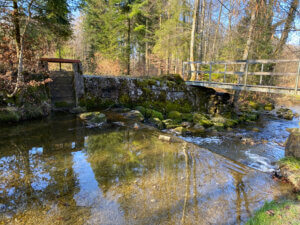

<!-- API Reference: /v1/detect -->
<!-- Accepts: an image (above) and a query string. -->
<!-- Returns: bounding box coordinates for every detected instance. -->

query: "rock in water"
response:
[122,110,144,122]
[79,112,107,124]
[285,129,300,158]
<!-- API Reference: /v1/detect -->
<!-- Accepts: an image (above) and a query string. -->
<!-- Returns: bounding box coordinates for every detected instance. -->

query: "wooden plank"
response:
[40,58,81,63]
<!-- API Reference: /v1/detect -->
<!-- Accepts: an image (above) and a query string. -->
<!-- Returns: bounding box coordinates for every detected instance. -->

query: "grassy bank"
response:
[246,197,300,225]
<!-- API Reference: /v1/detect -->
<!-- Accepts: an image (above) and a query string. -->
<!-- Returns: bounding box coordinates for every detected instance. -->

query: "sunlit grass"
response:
[246,200,300,225]
[279,157,300,171]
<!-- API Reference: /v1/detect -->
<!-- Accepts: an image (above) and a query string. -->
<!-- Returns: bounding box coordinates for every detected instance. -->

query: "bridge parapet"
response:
[183,59,300,95]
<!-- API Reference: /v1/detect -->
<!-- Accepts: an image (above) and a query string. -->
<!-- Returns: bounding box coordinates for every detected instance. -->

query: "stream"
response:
[0,104,299,225]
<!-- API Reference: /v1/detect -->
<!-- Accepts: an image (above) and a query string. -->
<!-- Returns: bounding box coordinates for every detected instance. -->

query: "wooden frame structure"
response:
[38,58,85,107]
[183,59,300,95]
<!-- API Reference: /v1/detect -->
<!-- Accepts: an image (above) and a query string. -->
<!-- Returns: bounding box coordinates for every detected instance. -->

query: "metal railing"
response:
[182,59,300,94]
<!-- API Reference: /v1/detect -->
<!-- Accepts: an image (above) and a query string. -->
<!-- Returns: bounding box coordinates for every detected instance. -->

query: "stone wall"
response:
[83,75,232,114]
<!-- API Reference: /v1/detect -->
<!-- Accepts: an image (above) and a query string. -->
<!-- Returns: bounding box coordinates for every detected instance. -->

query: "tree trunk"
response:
[198,0,206,61]
[204,0,213,60]
[127,17,131,75]
[189,0,200,81]
[12,0,21,56]
[273,0,298,56]
[233,0,257,104]
[145,18,149,76]
[211,0,223,59]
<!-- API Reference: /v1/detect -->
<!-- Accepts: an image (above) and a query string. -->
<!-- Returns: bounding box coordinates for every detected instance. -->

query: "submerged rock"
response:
[122,110,144,122]
[79,112,107,124]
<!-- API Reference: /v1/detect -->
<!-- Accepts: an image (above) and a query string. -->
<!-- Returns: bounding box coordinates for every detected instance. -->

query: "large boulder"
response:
[285,129,300,158]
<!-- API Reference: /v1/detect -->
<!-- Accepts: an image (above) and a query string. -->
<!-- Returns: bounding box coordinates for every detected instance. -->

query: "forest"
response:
[0,0,299,79]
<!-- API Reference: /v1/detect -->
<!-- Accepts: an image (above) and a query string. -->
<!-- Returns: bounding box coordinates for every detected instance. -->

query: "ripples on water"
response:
[179,107,300,173]
[0,112,296,225]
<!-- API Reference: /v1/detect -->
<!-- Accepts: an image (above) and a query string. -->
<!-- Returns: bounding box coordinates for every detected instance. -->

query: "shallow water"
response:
[179,105,300,173]
[0,113,295,225]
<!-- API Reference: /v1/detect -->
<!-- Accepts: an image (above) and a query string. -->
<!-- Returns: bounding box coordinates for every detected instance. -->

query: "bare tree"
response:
[273,0,299,56]
[189,0,200,81]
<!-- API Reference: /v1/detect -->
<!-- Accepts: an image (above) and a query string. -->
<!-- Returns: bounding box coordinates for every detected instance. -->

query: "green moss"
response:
[246,200,300,225]
[150,109,164,120]
[264,103,275,111]
[167,111,182,122]
[79,112,107,123]
[0,107,20,122]
[142,87,152,96]
[245,112,259,121]
[162,119,181,129]
[54,101,72,108]
[182,113,193,122]
[149,117,164,129]
[193,113,213,127]
[225,119,239,127]
[249,101,259,110]
[85,96,115,110]
[165,100,192,113]
[135,106,146,116]
[279,157,300,171]
[119,94,131,107]
[173,126,186,134]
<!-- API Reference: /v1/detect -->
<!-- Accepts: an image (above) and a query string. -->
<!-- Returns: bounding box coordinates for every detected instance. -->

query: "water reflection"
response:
[0,114,293,224]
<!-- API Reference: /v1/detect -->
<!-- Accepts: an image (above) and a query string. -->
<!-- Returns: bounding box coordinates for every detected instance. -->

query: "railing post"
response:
[295,60,300,94]
[189,63,192,80]
[244,62,249,87]
[196,63,199,80]
[182,61,185,80]
[260,63,263,85]
[224,64,227,83]
[209,62,212,82]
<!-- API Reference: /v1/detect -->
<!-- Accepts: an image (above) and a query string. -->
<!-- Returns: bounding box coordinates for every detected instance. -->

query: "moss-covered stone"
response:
[193,113,213,127]
[188,124,205,135]
[150,109,164,120]
[264,103,274,111]
[135,106,146,116]
[162,119,181,129]
[182,113,193,122]
[122,110,144,122]
[277,108,294,120]
[167,111,182,122]
[149,117,164,130]
[249,101,259,110]
[224,119,239,127]
[79,112,107,123]
[213,122,225,131]
[173,126,186,135]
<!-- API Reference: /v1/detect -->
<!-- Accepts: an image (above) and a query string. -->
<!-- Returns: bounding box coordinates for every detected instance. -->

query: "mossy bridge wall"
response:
[83,75,232,114]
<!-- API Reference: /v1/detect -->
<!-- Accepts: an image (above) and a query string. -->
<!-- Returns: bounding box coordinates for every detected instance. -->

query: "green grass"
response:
[246,200,300,225]
[279,157,300,171]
